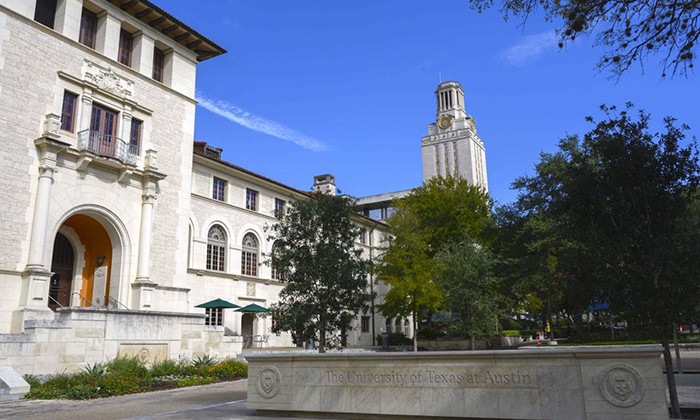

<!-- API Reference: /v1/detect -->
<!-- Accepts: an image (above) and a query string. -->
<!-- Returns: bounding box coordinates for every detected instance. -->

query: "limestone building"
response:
[0,0,415,375]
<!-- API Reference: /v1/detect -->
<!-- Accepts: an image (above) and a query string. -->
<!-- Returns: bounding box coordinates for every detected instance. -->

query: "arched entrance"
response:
[51,214,115,308]
[48,233,74,311]
[241,313,255,336]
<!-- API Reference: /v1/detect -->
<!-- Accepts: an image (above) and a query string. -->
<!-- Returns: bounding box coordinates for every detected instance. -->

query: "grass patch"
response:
[25,356,247,400]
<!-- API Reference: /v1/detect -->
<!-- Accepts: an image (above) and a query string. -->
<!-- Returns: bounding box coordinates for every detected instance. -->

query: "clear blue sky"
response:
[166,0,699,206]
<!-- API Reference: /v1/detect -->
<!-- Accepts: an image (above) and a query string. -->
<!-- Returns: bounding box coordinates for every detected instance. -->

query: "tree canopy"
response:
[267,193,372,353]
[470,0,700,78]
[377,176,496,351]
[502,104,699,417]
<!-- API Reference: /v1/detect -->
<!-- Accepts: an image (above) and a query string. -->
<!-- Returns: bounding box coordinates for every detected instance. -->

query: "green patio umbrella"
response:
[235,303,269,313]
[194,298,241,309]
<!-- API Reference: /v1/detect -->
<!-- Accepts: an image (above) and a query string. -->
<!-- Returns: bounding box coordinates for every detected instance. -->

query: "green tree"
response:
[267,193,372,353]
[470,0,700,78]
[509,104,699,418]
[436,242,502,350]
[377,176,493,351]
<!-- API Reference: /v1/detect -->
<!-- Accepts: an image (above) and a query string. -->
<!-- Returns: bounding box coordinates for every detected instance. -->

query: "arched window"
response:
[270,242,281,281]
[206,225,226,271]
[241,233,258,277]
[395,318,402,334]
[385,318,392,334]
[404,319,410,336]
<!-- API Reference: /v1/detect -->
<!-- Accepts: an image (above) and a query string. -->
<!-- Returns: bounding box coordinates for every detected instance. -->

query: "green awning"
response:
[235,303,269,313]
[194,298,241,309]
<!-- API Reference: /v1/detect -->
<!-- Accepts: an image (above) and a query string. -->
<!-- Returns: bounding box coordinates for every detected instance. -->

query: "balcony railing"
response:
[77,130,137,166]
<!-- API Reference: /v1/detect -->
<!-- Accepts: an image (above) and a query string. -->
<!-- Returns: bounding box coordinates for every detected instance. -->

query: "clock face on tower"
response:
[438,116,452,129]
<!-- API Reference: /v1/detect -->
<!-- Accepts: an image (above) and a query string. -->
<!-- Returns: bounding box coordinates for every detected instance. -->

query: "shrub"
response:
[203,359,248,379]
[107,356,148,379]
[501,330,521,336]
[149,358,193,378]
[417,326,446,340]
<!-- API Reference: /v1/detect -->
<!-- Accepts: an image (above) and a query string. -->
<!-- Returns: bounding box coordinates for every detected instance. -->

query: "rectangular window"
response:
[212,177,225,201]
[152,47,165,82]
[205,307,223,326]
[206,243,225,271]
[274,198,286,219]
[361,316,370,333]
[34,0,57,28]
[129,119,142,155]
[359,228,367,245]
[60,91,78,132]
[241,250,257,276]
[246,189,257,211]
[118,29,133,67]
[79,8,97,49]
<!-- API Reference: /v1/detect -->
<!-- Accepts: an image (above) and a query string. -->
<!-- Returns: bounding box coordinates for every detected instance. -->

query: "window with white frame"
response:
[241,233,258,276]
[212,177,225,201]
[205,307,223,326]
[395,318,402,334]
[246,188,258,211]
[385,318,392,334]
[206,225,226,271]
[274,198,286,219]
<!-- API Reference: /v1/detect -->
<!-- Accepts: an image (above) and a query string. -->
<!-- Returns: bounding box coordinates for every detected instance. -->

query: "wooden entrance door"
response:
[89,104,118,156]
[49,233,75,310]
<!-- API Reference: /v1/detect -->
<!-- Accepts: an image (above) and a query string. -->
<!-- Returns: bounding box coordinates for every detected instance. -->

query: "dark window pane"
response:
[34,0,58,28]
[118,29,132,66]
[129,119,141,154]
[60,91,77,132]
[152,48,165,82]
[79,8,97,49]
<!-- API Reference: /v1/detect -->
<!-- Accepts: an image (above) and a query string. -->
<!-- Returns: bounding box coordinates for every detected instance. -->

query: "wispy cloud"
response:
[499,30,558,66]
[196,94,329,152]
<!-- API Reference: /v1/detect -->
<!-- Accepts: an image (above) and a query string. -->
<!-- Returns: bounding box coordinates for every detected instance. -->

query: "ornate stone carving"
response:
[83,61,134,98]
[247,282,256,297]
[599,363,644,407]
[256,366,281,399]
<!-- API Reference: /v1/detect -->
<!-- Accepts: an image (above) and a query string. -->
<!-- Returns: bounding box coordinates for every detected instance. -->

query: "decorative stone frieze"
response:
[82,60,134,99]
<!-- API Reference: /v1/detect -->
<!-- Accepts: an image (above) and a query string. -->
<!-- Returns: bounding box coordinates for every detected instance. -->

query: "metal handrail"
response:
[77,129,137,166]
[72,291,93,307]
[48,295,65,309]
[108,296,130,310]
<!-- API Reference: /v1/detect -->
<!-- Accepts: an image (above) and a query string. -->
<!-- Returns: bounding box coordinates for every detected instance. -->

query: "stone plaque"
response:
[256,365,281,398]
[247,282,256,297]
[93,266,108,307]
[599,363,644,407]
[118,343,168,367]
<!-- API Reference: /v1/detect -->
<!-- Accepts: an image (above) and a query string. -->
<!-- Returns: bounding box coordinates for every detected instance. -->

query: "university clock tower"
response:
[421,81,488,191]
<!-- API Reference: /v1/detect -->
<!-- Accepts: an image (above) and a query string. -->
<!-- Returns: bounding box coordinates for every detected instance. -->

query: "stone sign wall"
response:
[247,346,669,420]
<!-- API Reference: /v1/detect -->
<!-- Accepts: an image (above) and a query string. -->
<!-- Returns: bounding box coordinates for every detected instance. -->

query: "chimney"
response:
[313,174,336,196]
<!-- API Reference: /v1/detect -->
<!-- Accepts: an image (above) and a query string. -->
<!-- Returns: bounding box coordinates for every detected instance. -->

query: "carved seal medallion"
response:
[599,363,644,407]
[256,366,281,398]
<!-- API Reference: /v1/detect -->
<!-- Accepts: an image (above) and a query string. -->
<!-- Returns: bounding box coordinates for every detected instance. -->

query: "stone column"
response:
[26,165,56,269]
[132,31,155,76]
[96,11,121,62]
[54,0,83,42]
[80,87,93,133]
[135,193,155,282]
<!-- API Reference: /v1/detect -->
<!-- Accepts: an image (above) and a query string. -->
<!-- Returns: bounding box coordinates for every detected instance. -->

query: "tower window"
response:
[118,29,133,67]
[34,0,57,28]
[79,8,97,49]
[152,47,165,82]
